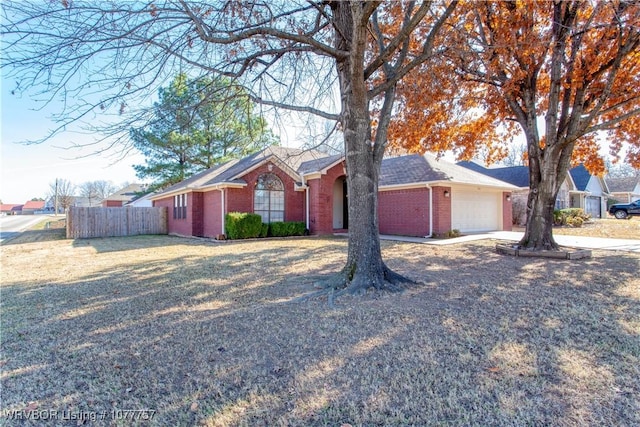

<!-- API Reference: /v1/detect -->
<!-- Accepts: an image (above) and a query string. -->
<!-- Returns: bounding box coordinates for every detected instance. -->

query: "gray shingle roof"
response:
[569,165,592,191]
[457,162,530,188]
[154,147,518,198]
[606,176,639,193]
[105,183,148,202]
[381,154,518,188]
[380,154,446,186]
[298,154,344,175]
[153,146,338,197]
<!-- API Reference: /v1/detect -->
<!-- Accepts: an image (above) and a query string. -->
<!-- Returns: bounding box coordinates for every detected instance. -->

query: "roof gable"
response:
[151,146,338,198]
[569,165,592,191]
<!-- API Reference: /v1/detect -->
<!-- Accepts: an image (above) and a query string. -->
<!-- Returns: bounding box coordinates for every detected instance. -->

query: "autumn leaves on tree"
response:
[390,1,640,250]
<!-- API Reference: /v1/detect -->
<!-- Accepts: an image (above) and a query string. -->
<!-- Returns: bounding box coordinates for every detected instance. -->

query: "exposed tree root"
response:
[291,262,417,306]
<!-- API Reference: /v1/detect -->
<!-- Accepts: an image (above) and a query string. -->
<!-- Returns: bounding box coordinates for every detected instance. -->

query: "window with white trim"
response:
[254,173,284,223]
[173,193,187,219]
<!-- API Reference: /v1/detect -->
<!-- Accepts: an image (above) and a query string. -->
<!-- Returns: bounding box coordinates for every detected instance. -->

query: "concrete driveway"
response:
[378,231,640,253]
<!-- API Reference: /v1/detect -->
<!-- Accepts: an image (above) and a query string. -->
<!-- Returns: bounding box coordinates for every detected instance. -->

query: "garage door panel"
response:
[451,190,500,232]
[585,196,601,218]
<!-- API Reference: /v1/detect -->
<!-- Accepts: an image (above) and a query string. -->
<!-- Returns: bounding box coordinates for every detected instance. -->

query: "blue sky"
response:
[1,73,146,204]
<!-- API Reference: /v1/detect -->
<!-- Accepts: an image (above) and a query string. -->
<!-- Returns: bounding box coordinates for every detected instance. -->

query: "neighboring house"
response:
[568,165,609,219]
[102,184,148,207]
[606,176,640,203]
[150,146,516,238]
[124,191,155,207]
[21,200,45,215]
[71,197,94,208]
[458,162,609,222]
[0,204,23,215]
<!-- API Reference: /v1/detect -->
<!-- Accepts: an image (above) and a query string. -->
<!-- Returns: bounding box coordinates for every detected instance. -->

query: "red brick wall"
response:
[203,190,223,238]
[378,188,430,236]
[431,186,452,235]
[307,162,346,234]
[102,200,124,207]
[502,192,513,231]
[191,192,204,237]
[153,194,193,237]
[227,162,305,222]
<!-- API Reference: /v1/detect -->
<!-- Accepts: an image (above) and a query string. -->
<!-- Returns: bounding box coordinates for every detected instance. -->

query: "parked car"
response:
[608,199,640,219]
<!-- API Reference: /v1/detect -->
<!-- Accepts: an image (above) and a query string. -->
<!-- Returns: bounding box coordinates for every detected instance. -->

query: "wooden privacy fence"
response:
[66,207,168,239]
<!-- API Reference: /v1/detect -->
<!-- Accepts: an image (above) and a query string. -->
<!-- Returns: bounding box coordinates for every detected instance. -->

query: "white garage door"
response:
[585,196,601,218]
[451,189,500,232]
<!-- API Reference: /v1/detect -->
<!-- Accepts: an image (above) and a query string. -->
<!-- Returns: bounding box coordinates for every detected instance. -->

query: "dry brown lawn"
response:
[1,230,639,426]
[516,216,640,239]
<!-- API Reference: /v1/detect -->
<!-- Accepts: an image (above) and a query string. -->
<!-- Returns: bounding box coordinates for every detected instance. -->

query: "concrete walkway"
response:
[374,231,640,253]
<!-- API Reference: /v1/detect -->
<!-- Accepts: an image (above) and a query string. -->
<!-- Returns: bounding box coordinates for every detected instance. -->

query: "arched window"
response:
[254,173,284,223]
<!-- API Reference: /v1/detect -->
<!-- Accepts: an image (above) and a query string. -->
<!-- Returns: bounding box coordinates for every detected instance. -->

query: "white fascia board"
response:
[448,182,521,191]
[379,182,432,191]
[149,188,193,201]
[198,182,247,191]
[303,172,323,180]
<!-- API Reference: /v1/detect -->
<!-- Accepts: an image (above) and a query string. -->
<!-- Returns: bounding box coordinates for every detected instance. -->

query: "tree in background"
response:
[78,180,118,206]
[391,1,640,250]
[130,73,276,190]
[1,1,457,295]
[47,179,75,213]
[606,159,640,179]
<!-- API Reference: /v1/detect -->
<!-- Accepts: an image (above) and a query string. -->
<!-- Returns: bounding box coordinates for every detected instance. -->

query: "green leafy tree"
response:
[131,73,276,189]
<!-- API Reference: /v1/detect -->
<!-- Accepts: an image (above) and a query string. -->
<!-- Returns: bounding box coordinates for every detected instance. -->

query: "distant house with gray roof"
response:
[102,184,149,207]
[606,176,640,203]
[458,162,609,223]
[150,146,516,238]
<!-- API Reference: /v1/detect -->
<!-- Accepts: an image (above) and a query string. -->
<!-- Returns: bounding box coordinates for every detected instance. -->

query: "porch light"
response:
[444,190,450,198]
[506,194,511,201]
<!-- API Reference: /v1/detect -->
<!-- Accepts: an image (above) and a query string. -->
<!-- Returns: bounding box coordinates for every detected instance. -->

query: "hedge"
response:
[268,221,307,237]
[553,208,590,227]
[225,212,263,239]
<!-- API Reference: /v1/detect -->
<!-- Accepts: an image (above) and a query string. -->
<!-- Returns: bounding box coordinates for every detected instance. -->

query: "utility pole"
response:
[54,178,59,217]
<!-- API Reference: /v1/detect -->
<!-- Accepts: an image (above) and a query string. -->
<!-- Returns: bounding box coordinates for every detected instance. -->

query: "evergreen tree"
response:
[131,74,276,189]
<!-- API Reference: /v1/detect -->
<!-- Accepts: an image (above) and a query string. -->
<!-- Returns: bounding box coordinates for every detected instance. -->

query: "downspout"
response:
[424,183,433,238]
[302,176,310,231]
[220,188,225,235]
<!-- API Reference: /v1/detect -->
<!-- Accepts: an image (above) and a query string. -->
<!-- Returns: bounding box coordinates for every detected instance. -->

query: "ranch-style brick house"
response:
[150,146,517,238]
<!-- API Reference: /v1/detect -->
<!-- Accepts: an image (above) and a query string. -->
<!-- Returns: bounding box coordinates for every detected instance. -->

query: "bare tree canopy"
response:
[2,1,458,295]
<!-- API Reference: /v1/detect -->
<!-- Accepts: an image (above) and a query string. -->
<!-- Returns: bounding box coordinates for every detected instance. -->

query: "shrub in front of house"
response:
[553,208,590,226]
[259,222,269,238]
[268,221,307,237]
[225,212,263,239]
[565,216,584,227]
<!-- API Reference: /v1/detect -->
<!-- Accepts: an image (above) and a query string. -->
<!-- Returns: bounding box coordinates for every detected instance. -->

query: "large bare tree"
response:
[2,1,457,295]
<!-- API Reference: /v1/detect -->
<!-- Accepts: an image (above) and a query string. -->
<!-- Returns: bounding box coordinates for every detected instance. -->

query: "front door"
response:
[332,177,348,229]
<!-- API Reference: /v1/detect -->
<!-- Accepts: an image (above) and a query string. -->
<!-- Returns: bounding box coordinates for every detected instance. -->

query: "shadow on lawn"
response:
[1,236,638,426]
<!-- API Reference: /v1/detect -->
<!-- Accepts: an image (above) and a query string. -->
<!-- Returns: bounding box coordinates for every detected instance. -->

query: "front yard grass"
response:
[1,235,639,426]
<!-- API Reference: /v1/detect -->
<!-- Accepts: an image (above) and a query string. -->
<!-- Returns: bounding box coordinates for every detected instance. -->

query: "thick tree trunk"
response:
[326,1,411,295]
[519,173,559,250]
[519,142,573,251]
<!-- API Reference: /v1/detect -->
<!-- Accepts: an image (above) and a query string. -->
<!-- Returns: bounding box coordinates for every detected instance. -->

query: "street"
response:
[0,214,51,244]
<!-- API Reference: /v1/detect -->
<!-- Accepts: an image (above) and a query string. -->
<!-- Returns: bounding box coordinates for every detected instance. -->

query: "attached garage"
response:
[451,188,501,233]
[585,196,601,218]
